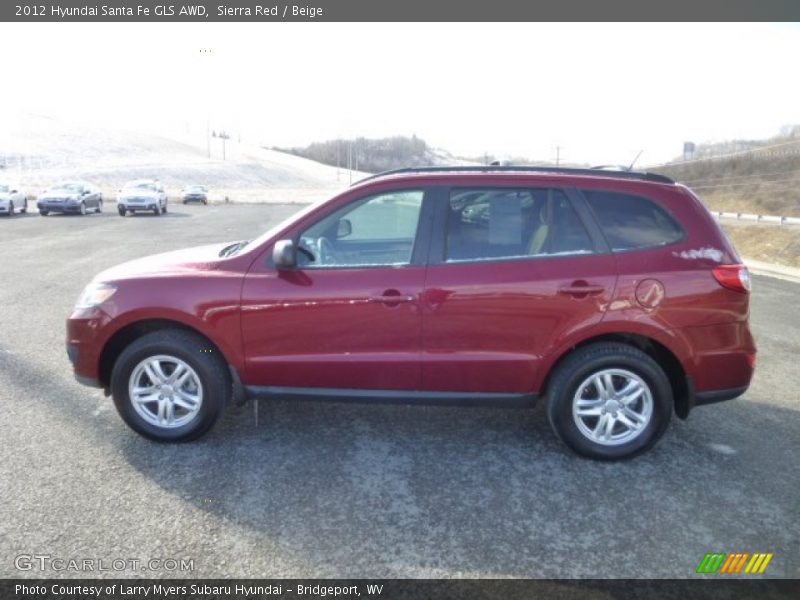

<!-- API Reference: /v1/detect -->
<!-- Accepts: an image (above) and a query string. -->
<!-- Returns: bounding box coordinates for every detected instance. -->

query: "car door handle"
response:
[369,295,415,303]
[368,290,415,304]
[558,284,605,296]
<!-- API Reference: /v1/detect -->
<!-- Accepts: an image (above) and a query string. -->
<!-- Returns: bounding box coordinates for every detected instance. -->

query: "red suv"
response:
[67,167,756,459]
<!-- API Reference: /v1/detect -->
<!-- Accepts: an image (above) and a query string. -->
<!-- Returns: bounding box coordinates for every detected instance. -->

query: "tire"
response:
[162,202,168,214]
[110,329,230,442]
[39,210,49,216]
[8,202,14,216]
[153,206,160,216]
[79,201,87,216]
[546,342,672,460]
[20,199,27,214]
[96,200,103,213]
[203,200,207,205]
[118,206,126,217]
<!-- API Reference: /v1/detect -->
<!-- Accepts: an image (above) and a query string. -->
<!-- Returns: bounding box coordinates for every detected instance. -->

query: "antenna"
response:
[628,150,643,171]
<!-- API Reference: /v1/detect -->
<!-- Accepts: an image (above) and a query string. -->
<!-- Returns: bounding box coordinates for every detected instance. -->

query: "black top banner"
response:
[4,0,800,22]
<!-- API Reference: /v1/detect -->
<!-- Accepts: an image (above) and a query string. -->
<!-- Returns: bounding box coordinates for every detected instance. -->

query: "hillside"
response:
[277,135,480,174]
[651,134,800,218]
[0,113,366,203]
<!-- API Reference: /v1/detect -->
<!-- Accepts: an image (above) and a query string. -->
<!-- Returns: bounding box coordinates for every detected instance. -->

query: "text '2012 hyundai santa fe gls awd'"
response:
[67,166,756,460]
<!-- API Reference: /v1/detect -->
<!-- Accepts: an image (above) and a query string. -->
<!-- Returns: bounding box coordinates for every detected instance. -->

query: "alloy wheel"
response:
[128,355,203,429]
[572,368,653,446]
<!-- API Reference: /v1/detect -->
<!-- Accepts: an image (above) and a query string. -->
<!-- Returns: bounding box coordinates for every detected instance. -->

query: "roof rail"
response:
[353,165,674,186]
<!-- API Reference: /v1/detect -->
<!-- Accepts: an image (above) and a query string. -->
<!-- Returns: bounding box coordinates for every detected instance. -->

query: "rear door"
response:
[421,185,617,394]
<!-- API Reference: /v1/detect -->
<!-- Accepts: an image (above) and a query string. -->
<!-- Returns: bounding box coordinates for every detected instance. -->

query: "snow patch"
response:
[673,247,724,262]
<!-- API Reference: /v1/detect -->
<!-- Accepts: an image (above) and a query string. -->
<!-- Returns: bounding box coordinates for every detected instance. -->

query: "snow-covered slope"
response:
[0,113,368,202]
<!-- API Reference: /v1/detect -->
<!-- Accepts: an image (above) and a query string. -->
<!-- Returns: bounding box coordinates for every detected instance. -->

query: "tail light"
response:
[712,264,751,293]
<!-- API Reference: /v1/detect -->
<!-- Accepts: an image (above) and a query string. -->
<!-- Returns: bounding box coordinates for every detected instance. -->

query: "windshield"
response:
[232,197,328,257]
[124,182,157,191]
[186,185,206,192]
[50,183,83,193]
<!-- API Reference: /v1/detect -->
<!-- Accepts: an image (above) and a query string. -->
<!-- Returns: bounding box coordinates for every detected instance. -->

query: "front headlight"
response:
[75,282,117,309]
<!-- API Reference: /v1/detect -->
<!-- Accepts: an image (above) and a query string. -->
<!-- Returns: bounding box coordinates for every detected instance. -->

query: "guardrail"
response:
[715,211,800,226]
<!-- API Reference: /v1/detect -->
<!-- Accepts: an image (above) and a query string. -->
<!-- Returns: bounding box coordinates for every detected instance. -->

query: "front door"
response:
[241,188,430,391]
[421,186,617,394]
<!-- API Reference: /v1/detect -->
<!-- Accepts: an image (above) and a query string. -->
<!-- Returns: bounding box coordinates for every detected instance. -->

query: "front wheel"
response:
[546,342,672,460]
[96,200,103,213]
[79,201,87,216]
[7,202,14,216]
[20,199,27,214]
[118,206,126,217]
[110,330,229,442]
[39,209,49,216]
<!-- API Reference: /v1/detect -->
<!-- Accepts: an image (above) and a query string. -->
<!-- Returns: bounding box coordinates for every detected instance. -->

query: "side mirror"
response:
[272,239,297,269]
[10,189,17,194]
[337,218,352,239]
[82,190,91,196]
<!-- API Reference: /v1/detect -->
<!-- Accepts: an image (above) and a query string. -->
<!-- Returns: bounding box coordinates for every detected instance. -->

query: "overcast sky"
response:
[2,22,799,165]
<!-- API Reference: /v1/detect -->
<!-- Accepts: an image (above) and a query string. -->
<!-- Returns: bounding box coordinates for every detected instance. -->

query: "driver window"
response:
[297,190,424,268]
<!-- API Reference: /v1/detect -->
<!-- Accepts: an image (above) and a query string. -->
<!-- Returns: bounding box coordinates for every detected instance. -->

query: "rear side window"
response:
[583,191,684,251]
[446,188,594,262]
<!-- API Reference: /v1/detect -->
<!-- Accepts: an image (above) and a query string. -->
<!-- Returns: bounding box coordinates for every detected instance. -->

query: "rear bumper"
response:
[694,386,749,406]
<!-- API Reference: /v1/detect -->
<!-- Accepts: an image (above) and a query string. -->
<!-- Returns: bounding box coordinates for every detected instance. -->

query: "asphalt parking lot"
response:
[0,203,798,579]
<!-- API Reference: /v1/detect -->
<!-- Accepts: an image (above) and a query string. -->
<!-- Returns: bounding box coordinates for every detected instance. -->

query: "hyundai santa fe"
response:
[67,166,756,459]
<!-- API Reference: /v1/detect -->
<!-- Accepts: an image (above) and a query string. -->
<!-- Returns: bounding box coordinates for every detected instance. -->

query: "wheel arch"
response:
[539,330,692,419]
[98,318,232,392]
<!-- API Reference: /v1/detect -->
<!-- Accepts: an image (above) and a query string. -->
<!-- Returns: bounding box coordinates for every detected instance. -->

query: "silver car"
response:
[117,180,168,217]
[0,183,28,216]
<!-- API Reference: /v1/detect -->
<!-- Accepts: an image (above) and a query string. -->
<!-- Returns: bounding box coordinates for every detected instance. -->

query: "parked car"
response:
[117,180,168,216]
[181,185,208,205]
[38,182,102,216]
[0,183,27,215]
[67,166,756,459]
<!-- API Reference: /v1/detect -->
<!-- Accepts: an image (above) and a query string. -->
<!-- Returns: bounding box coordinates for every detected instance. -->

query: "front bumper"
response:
[67,307,111,389]
[121,203,159,211]
[38,202,81,213]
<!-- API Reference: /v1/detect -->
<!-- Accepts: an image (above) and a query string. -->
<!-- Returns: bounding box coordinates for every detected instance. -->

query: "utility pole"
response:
[348,140,353,185]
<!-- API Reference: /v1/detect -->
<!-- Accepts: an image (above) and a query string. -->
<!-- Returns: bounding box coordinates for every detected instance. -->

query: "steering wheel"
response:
[317,236,338,266]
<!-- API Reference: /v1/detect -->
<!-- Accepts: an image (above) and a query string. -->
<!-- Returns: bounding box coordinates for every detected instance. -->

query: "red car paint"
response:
[68,171,755,414]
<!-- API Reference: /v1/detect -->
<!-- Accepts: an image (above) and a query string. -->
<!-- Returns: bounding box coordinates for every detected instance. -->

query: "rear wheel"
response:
[96,200,103,213]
[546,342,672,460]
[79,201,87,216]
[118,206,126,217]
[39,209,48,216]
[7,202,14,216]
[110,330,229,442]
[162,201,168,214]
[20,199,27,214]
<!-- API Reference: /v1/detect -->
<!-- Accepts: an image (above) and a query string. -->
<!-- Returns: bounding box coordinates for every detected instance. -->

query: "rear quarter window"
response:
[583,190,684,251]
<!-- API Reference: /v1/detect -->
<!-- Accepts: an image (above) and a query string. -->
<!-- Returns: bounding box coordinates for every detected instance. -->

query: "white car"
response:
[117,180,168,216]
[0,183,28,216]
